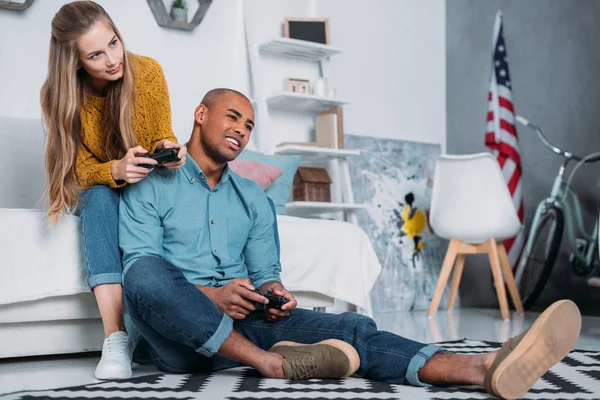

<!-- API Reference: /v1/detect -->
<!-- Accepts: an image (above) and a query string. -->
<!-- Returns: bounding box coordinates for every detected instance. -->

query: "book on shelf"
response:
[315,112,338,149]
[276,141,319,148]
[319,106,344,149]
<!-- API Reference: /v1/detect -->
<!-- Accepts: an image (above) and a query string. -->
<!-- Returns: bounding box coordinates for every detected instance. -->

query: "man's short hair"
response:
[201,88,250,109]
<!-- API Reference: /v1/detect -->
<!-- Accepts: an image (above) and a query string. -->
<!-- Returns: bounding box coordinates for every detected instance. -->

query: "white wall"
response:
[244,0,446,150]
[321,0,446,147]
[0,0,445,149]
[0,0,248,142]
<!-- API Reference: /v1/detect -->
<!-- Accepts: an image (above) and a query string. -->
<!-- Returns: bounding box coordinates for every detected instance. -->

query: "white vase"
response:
[312,78,327,97]
[170,7,187,22]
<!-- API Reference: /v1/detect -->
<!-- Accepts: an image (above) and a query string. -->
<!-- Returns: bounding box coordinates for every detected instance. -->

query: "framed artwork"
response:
[284,18,329,45]
[345,134,455,313]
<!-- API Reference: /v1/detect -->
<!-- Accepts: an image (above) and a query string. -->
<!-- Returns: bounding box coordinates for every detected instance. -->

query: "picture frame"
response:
[285,78,311,94]
[284,18,329,45]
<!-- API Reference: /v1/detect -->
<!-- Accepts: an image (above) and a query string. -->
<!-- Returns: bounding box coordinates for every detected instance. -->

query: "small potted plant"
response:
[170,0,187,23]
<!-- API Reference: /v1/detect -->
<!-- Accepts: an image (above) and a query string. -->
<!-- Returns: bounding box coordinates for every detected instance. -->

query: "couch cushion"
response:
[0,116,47,209]
[0,209,87,306]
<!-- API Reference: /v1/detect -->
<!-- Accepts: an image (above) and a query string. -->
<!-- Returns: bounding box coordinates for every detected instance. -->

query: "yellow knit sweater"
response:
[76,53,178,189]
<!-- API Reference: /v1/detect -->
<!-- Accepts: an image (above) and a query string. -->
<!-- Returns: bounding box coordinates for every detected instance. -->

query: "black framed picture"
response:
[284,18,329,45]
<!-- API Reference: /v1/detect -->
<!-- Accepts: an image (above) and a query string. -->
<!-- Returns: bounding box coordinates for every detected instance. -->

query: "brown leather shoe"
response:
[484,300,581,399]
[268,339,360,380]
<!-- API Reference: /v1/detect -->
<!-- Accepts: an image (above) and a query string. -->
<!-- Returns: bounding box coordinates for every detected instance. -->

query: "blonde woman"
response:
[41,1,186,379]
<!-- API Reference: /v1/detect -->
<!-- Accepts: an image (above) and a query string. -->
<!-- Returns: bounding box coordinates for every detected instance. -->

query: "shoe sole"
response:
[491,300,581,399]
[95,367,132,380]
[270,339,360,378]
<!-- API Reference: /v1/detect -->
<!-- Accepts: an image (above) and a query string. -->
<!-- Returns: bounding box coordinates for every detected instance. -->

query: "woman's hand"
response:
[159,139,187,171]
[110,146,157,184]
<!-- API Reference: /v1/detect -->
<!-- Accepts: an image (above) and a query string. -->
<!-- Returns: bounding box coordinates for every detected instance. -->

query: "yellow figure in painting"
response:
[394,192,427,268]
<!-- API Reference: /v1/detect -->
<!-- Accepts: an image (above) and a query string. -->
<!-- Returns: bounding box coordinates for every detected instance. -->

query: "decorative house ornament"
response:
[293,167,332,202]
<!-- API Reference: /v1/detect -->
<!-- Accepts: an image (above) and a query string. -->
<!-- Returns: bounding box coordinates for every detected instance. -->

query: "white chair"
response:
[428,153,524,319]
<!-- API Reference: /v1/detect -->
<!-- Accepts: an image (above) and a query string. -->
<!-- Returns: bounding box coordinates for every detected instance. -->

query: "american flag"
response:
[484,12,525,277]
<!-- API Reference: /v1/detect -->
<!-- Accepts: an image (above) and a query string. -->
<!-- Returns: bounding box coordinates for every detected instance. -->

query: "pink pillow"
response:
[229,159,284,190]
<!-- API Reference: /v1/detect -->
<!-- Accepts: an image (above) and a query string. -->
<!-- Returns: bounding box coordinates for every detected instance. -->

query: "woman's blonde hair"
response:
[41,0,136,225]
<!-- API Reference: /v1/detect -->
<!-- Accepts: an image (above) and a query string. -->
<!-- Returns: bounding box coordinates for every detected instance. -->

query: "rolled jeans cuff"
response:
[197,313,233,357]
[406,344,445,387]
[88,272,123,290]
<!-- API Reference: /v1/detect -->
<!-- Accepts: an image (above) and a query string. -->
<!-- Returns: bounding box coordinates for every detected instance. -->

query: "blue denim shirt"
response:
[119,156,281,289]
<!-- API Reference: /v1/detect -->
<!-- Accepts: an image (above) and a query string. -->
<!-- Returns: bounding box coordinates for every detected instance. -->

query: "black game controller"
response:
[139,147,180,169]
[251,289,289,310]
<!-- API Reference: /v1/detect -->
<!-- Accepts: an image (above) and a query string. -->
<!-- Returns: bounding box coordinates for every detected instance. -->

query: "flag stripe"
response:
[484,13,524,282]
[500,119,517,136]
[499,97,515,113]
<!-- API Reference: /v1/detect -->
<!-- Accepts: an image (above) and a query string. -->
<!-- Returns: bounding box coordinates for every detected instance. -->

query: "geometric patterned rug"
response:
[2,340,600,399]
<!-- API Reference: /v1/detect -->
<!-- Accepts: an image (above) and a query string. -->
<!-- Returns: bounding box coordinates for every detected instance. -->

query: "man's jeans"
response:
[124,256,444,386]
[77,185,122,290]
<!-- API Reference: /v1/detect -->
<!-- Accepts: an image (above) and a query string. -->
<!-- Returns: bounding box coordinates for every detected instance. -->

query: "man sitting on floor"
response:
[119,88,582,399]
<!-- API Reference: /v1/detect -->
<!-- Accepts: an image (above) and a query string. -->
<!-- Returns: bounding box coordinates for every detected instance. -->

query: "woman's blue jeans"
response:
[77,185,122,290]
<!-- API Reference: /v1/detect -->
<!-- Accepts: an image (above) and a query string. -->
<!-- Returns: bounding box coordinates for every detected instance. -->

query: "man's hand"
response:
[258,281,297,322]
[158,139,187,171]
[199,278,268,320]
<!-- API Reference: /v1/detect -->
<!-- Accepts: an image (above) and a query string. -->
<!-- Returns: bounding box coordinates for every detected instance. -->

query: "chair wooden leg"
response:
[428,238,459,317]
[497,242,524,313]
[488,238,510,320]
[447,254,465,311]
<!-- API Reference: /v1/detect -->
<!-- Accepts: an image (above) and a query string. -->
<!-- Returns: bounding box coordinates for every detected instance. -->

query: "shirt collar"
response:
[181,155,232,186]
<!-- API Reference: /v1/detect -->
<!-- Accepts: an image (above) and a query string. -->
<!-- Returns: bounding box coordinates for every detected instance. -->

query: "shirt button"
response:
[211,220,215,224]
[209,192,213,196]
[213,249,218,254]
[201,175,206,180]
[190,177,195,183]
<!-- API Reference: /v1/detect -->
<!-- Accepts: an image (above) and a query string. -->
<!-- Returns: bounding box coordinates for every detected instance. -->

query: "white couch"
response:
[0,116,381,359]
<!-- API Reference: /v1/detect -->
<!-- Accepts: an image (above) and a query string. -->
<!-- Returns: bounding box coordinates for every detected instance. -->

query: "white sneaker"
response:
[95,331,132,380]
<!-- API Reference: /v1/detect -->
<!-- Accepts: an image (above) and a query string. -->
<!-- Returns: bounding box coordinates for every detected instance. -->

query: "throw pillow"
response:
[236,150,302,215]
[228,159,283,190]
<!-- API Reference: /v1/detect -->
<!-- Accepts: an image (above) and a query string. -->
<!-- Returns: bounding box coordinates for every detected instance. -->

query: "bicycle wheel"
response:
[519,206,564,309]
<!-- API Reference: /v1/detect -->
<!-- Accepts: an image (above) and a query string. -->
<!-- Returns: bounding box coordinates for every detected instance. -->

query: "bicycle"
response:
[513,115,600,309]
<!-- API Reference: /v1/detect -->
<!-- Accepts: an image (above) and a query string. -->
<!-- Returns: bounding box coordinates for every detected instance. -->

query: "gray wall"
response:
[447,0,600,315]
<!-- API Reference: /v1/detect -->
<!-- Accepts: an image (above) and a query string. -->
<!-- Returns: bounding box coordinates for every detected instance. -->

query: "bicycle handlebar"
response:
[515,115,600,163]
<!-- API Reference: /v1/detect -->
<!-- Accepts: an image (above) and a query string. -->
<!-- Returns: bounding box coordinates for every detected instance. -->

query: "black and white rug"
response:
[3,340,599,399]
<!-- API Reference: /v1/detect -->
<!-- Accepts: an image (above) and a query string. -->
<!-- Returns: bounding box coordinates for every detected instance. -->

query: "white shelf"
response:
[258,38,344,62]
[257,92,349,113]
[285,201,366,215]
[274,145,360,159]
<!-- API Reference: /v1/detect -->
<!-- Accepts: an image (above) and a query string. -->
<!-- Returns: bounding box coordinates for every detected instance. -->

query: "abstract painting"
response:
[345,134,455,313]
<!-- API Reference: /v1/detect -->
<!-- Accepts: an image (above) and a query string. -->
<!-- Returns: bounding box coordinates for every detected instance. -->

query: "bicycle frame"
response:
[552,160,598,263]
[515,157,599,285]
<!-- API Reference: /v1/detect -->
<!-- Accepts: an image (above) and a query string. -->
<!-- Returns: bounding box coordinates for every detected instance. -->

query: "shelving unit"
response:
[247,33,362,223]
[286,201,366,215]
[274,144,360,159]
[258,37,343,61]
[263,92,349,113]
[0,0,35,11]
[146,0,212,31]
